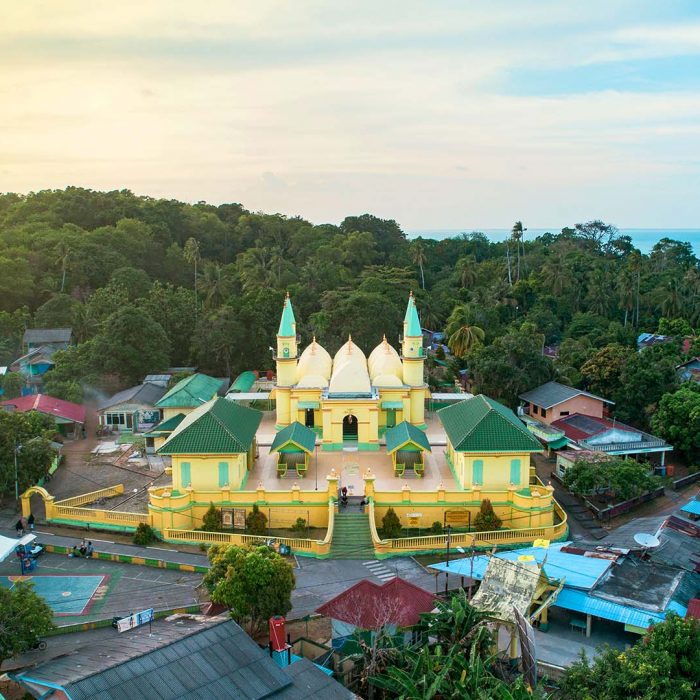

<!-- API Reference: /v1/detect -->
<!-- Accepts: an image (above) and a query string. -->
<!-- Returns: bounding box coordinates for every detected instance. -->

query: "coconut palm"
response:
[661,278,683,318]
[55,242,71,293]
[455,255,477,288]
[540,254,567,296]
[511,221,526,281]
[183,237,201,311]
[446,304,485,357]
[198,262,233,309]
[410,240,427,289]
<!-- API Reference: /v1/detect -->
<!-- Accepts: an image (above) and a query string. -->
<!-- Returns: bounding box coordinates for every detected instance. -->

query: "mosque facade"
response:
[274,293,428,451]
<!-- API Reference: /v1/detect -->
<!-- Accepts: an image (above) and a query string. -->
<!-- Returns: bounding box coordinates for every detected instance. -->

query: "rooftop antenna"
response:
[633,532,660,558]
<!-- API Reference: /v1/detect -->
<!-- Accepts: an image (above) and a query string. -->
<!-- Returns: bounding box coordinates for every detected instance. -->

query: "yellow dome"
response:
[297,338,332,382]
[368,336,402,380]
[329,336,371,394]
[297,374,329,388]
[333,336,366,369]
[372,373,403,387]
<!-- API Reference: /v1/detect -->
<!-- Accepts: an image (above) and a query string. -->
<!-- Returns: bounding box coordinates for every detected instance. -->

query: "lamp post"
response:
[314,445,318,491]
[444,525,452,593]
[14,440,20,502]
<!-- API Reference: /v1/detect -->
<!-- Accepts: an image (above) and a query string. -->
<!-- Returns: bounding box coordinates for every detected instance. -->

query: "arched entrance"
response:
[20,485,55,521]
[305,408,315,428]
[342,414,358,442]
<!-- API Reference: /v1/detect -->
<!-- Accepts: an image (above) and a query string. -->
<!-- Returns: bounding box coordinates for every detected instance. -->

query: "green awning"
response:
[548,436,569,450]
[298,401,320,409]
[381,401,404,409]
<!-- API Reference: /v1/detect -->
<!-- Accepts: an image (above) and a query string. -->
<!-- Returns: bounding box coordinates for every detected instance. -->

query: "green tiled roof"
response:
[437,395,543,453]
[155,373,224,408]
[278,296,296,337]
[385,421,432,454]
[158,398,262,455]
[404,294,422,337]
[270,421,317,454]
[144,412,186,437]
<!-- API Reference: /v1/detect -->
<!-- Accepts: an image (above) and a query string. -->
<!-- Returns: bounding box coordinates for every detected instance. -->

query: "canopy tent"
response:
[0,533,36,562]
[385,421,431,478]
[270,421,317,478]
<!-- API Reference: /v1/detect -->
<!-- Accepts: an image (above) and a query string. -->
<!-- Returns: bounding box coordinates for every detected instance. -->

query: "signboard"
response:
[116,608,154,633]
[221,508,233,528]
[444,509,469,526]
[233,508,246,529]
[514,606,538,691]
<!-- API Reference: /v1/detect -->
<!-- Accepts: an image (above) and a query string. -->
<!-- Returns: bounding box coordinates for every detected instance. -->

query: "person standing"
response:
[27,513,35,531]
[15,519,25,536]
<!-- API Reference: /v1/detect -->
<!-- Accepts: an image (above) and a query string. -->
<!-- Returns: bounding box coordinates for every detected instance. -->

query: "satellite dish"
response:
[634,533,660,548]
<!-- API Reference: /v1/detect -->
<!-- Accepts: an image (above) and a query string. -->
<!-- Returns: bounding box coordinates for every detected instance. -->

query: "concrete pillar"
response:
[586,613,592,638]
[327,469,339,499]
[402,483,411,503]
[256,481,266,503]
[362,470,375,499]
[291,483,300,503]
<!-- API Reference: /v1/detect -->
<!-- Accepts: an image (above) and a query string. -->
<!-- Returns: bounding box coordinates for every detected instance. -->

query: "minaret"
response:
[402,292,426,425]
[275,293,297,426]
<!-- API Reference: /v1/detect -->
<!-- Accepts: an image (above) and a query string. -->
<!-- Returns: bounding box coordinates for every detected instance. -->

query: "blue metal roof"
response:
[680,499,700,516]
[555,588,686,630]
[429,542,613,591]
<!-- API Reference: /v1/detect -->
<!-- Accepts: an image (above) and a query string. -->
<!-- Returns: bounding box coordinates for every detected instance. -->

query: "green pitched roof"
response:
[158,398,262,455]
[144,412,186,437]
[155,373,224,408]
[437,395,543,453]
[385,421,432,454]
[404,294,422,337]
[278,295,296,337]
[229,371,257,393]
[270,421,317,454]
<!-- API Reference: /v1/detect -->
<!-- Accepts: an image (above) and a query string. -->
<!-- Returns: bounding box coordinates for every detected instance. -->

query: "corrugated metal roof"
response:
[437,395,544,453]
[680,499,700,516]
[98,382,167,411]
[23,328,72,344]
[429,542,613,590]
[229,371,257,393]
[519,381,612,409]
[555,588,683,629]
[155,373,224,408]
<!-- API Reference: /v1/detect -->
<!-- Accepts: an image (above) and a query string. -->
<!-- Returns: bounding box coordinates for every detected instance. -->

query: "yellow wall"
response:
[320,400,379,446]
[162,406,196,421]
[447,442,532,490]
[171,454,248,492]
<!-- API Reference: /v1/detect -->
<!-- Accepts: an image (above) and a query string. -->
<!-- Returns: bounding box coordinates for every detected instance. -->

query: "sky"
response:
[1,1,700,229]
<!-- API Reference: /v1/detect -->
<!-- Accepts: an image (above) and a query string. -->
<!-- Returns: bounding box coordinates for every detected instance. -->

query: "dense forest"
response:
[1,187,699,457]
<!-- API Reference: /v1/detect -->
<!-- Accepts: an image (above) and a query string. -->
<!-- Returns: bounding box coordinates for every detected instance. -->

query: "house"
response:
[432,541,698,637]
[1,393,86,438]
[437,395,544,491]
[315,577,436,652]
[143,412,186,453]
[157,397,262,492]
[10,617,354,700]
[10,346,59,388]
[554,449,610,479]
[519,381,613,425]
[551,413,673,467]
[97,381,167,433]
[155,372,226,421]
[676,357,700,383]
[23,327,72,353]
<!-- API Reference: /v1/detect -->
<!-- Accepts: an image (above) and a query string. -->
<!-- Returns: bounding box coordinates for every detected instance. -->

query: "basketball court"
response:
[0,574,108,615]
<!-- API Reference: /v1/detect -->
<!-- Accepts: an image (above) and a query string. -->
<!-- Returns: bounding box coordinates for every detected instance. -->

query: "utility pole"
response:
[444,525,452,594]
[14,440,20,502]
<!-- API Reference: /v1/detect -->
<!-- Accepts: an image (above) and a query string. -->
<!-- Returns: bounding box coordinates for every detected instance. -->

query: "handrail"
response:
[55,484,124,507]
[321,498,335,547]
[161,528,324,553]
[367,497,388,547]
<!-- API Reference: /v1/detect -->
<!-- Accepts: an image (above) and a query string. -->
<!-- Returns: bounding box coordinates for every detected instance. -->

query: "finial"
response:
[347,334,353,351]
[285,290,290,299]
[409,290,414,299]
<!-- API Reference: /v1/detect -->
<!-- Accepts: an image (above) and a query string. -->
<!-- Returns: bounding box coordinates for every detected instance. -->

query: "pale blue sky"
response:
[1,1,700,228]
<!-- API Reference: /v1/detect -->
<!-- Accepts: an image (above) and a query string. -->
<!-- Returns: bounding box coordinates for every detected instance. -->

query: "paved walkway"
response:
[0,527,209,570]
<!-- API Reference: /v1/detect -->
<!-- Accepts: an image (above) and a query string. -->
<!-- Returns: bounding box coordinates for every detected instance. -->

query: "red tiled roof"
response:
[315,577,436,630]
[686,598,700,620]
[550,413,634,442]
[1,394,86,424]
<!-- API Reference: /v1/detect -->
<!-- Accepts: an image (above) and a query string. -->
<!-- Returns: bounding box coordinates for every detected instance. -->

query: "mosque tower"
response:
[402,291,426,425]
[275,293,297,426]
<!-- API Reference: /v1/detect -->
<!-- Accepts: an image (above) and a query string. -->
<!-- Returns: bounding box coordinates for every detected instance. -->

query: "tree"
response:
[183,237,201,311]
[204,544,295,635]
[410,240,427,289]
[245,504,267,535]
[474,499,502,531]
[381,507,402,538]
[92,306,170,385]
[110,266,152,301]
[202,502,222,531]
[446,304,485,357]
[511,220,525,282]
[562,458,660,502]
[455,255,477,288]
[651,385,700,462]
[560,614,700,700]
[33,294,80,328]
[1,371,24,399]
[580,343,633,399]
[0,580,55,667]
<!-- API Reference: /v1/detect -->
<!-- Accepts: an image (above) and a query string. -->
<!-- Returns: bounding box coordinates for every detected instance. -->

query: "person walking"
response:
[15,518,25,536]
[27,513,35,531]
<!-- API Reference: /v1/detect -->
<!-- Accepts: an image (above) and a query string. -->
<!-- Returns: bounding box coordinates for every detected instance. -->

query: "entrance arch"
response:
[20,485,55,520]
[342,414,358,442]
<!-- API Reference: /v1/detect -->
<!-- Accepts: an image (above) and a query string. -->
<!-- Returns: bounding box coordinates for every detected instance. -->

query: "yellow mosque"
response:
[274,292,428,451]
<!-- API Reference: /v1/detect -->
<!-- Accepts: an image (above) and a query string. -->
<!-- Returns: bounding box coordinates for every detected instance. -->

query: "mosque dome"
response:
[372,373,403,387]
[297,374,329,389]
[296,338,332,382]
[328,336,371,394]
[368,336,403,381]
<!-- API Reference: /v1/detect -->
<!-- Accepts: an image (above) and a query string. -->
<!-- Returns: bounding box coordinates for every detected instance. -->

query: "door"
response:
[386,408,396,429]
[305,408,315,428]
[342,414,358,441]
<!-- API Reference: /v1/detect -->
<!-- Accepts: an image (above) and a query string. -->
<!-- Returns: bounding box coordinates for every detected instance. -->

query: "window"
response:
[218,461,229,487]
[541,408,547,418]
[559,410,569,417]
[181,462,191,488]
[472,459,484,486]
[510,458,521,485]
[532,406,538,415]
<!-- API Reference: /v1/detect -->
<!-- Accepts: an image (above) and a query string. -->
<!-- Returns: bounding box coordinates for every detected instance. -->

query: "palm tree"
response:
[661,278,683,318]
[55,242,71,293]
[541,254,567,296]
[511,221,526,281]
[616,268,636,326]
[183,237,201,312]
[446,304,485,357]
[410,240,427,289]
[198,262,232,309]
[455,255,477,288]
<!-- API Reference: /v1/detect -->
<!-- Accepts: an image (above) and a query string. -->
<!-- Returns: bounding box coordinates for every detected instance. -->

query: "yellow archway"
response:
[20,485,55,519]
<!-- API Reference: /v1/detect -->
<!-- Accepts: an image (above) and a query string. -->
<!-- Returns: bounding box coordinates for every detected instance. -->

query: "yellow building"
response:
[275,292,428,450]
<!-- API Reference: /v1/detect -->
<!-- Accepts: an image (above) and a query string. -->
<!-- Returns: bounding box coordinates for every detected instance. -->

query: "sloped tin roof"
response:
[385,421,432,454]
[158,397,262,454]
[23,328,72,344]
[1,393,86,423]
[270,421,317,454]
[437,394,543,452]
[519,381,612,409]
[155,373,224,408]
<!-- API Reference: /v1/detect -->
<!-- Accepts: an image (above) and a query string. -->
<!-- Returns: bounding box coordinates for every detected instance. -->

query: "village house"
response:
[519,381,613,425]
[1,393,86,438]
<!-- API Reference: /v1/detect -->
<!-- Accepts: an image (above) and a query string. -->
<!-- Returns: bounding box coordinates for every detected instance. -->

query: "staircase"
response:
[330,511,375,559]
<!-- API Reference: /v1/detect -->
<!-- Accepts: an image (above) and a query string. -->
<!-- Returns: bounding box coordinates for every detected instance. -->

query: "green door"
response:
[386,408,396,429]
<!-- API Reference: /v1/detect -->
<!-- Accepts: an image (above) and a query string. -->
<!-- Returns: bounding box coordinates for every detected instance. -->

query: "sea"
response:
[406,228,700,255]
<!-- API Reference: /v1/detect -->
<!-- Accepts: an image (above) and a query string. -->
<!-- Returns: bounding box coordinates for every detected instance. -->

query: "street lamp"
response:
[14,440,21,502]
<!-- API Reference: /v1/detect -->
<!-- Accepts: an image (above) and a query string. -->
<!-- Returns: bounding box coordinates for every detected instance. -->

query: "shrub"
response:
[381,507,403,538]
[430,521,443,534]
[246,504,268,535]
[133,523,157,545]
[291,517,307,533]
[474,499,502,532]
[202,502,222,532]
